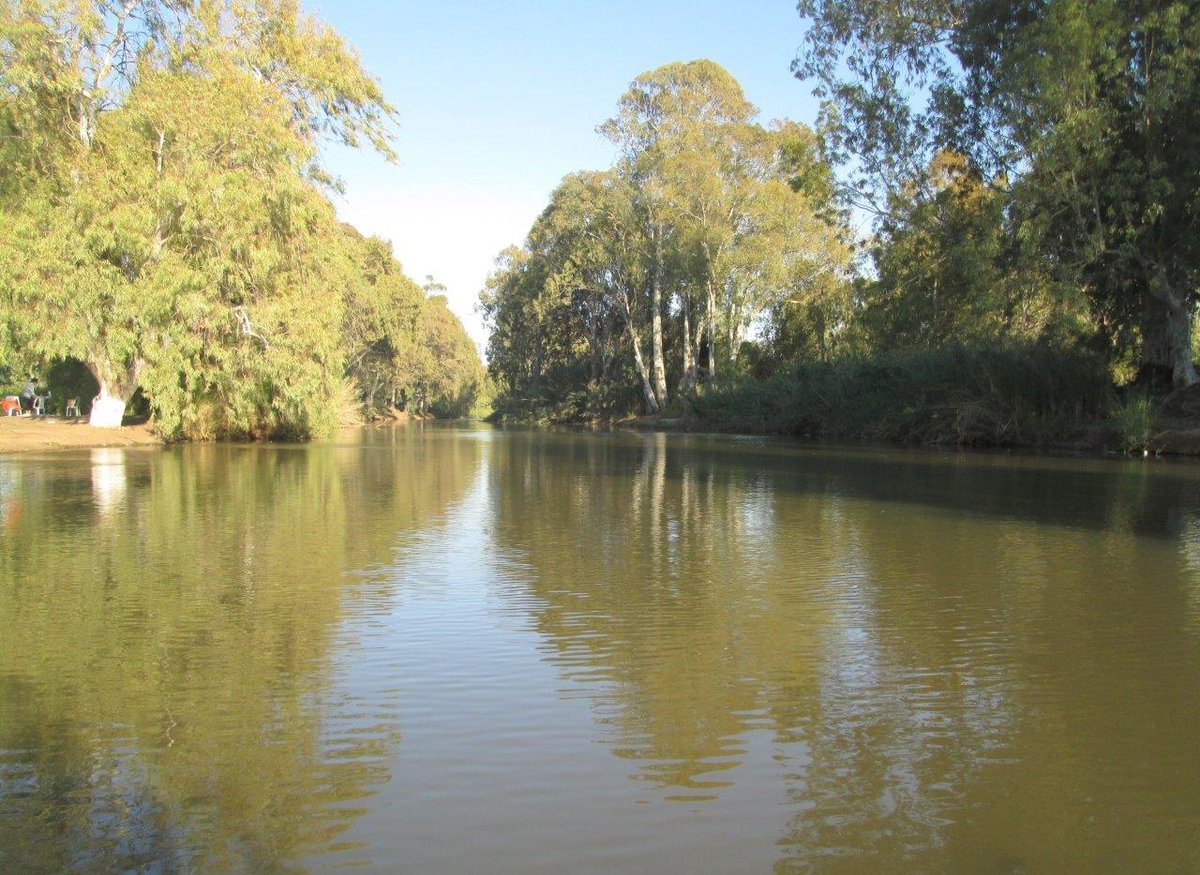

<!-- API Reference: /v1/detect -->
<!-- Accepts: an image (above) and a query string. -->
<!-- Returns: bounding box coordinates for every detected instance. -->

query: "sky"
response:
[310,1,821,350]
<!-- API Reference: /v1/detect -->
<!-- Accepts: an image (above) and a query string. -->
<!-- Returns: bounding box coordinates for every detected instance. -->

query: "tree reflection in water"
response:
[486,429,1200,872]
[0,429,481,872]
[3,426,1199,872]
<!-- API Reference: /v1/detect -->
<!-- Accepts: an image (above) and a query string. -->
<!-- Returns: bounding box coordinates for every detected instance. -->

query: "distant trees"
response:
[483,60,852,420]
[0,0,479,434]
[340,235,482,421]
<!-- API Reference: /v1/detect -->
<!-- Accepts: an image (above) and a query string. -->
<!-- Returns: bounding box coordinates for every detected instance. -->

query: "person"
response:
[19,379,34,414]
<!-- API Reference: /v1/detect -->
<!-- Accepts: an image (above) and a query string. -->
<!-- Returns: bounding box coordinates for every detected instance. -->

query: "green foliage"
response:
[338,234,481,421]
[859,151,1092,354]
[0,0,478,438]
[794,0,1200,385]
[484,61,852,420]
[1109,389,1156,454]
[691,344,1114,447]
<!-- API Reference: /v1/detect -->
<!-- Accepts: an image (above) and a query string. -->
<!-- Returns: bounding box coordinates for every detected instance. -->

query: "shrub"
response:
[691,343,1114,447]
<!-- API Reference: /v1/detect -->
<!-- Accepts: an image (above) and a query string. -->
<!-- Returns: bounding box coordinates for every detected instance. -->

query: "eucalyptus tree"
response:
[481,247,577,417]
[860,150,1086,354]
[481,174,645,418]
[601,61,851,393]
[794,0,1200,385]
[530,171,660,412]
[484,60,851,418]
[600,60,758,406]
[0,0,396,428]
[680,120,852,381]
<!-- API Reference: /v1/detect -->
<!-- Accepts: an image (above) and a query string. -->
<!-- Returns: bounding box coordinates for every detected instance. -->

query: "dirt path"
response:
[0,416,162,454]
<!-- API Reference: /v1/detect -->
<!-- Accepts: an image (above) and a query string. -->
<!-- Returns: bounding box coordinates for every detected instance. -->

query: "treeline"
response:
[485,2,1200,448]
[482,60,851,421]
[0,1,481,438]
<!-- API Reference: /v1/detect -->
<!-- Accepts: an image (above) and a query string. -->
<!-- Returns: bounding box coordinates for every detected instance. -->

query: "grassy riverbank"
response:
[654,345,1200,456]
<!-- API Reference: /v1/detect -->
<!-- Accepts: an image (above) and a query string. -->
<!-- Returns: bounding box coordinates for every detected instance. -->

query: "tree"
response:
[535,171,658,412]
[483,61,852,420]
[340,228,426,416]
[794,0,1200,386]
[482,244,602,419]
[0,0,397,428]
[601,60,756,404]
[860,150,1082,353]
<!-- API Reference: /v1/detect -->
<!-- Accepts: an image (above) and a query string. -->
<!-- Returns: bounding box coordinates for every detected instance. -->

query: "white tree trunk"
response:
[87,358,142,428]
[89,390,127,428]
[704,277,717,381]
[621,293,659,414]
[650,227,668,407]
[1142,273,1199,388]
[678,301,696,393]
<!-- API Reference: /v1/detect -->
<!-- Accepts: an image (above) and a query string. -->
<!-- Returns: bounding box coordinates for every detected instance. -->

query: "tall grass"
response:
[690,344,1114,447]
[1109,389,1155,453]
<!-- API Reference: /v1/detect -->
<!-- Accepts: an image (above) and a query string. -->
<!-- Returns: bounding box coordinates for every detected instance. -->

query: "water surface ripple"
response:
[2,425,1199,872]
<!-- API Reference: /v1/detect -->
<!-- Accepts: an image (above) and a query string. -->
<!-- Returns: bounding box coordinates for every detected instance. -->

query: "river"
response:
[2,423,1199,872]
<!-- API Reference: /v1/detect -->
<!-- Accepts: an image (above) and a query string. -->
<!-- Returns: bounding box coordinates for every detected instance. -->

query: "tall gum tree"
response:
[533,171,660,413]
[482,61,851,418]
[602,61,849,393]
[600,60,757,407]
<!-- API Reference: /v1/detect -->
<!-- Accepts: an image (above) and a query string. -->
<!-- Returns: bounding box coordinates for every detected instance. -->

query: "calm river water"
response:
[2,424,1200,872]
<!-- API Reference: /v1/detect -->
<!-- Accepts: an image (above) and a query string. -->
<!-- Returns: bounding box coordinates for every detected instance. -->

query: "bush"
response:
[690,343,1114,447]
[1109,389,1155,453]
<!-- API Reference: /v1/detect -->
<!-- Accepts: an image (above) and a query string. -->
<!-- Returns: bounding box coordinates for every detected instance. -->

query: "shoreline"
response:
[555,413,1200,459]
[0,417,162,454]
[7,411,1200,461]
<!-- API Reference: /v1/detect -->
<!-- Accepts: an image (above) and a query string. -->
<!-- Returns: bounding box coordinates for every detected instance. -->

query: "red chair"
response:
[1,396,19,416]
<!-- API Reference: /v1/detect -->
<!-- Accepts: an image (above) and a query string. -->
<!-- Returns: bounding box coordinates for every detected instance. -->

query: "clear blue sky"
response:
[311,1,820,348]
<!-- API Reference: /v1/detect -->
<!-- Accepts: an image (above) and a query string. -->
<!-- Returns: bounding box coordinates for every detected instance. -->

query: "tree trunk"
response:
[679,299,696,393]
[86,358,143,429]
[366,376,379,415]
[704,276,717,381]
[650,229,668,407]
[1141,273,1198,388]
[625,314,659,414]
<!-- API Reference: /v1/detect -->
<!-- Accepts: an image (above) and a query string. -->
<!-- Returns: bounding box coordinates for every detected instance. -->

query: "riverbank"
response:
[619,405,1200,457]
[672,346,1200,457]
[607,345,1200,458]
[0,417,162,454]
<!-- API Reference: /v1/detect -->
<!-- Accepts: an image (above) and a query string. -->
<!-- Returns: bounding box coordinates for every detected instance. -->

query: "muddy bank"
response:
[0,417,162,454]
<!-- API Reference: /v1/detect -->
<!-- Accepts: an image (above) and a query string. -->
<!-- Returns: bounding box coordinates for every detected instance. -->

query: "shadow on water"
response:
[0,427,483,872]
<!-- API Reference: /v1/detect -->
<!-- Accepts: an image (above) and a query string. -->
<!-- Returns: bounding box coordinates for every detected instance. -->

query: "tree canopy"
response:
[793,0,1200,386]
[0,0,480,434]
[483,60,852,421]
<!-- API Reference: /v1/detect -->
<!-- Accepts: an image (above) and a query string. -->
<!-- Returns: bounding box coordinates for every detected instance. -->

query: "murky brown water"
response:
[2,424,1199,872]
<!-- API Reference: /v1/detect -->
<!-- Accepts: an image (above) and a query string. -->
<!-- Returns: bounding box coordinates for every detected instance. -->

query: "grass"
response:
[1109,389,1155,454]
[689,344,1116,449]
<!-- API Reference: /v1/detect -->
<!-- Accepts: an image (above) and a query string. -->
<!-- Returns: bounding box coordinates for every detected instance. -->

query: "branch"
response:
[232,306,270,348]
